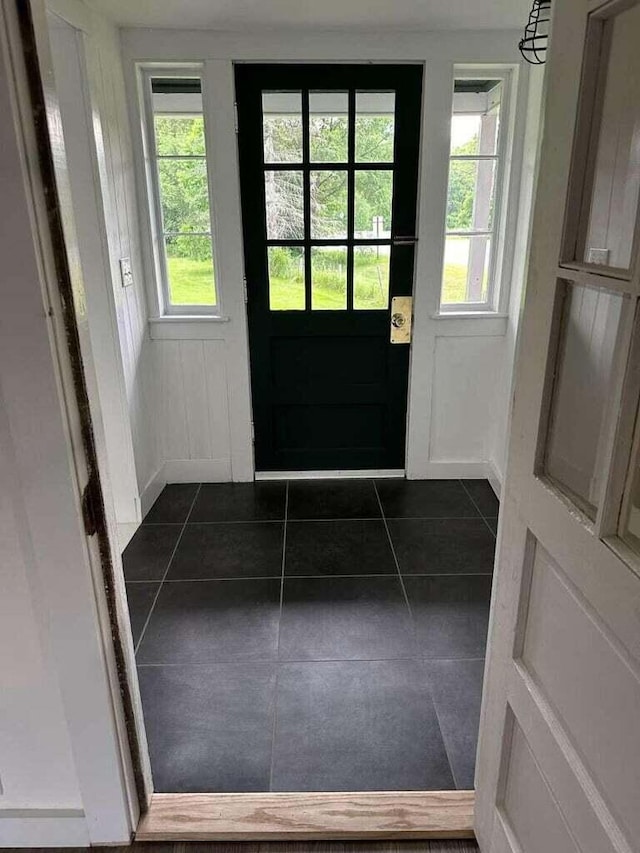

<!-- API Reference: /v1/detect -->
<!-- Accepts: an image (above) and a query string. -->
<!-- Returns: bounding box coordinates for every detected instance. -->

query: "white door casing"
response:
[475,2,640,852]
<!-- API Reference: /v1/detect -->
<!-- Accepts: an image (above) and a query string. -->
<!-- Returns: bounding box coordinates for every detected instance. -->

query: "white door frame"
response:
[0,0,146,842]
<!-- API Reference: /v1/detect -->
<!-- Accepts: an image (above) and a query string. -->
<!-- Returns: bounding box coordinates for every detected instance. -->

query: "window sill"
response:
[432,311,508,319]
[149,315,230,340]
[429,312,509,336]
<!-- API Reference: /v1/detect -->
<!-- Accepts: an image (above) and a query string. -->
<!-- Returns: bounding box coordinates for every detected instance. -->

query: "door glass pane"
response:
[309,92,348,163]
[310,170,348,238]
[311,246,347,309]
[354,170,393,236]
[262,91,303,163]
[446,159,496,232]
[268,246,305,310]
[165,235,215,305]
[354,246,390,310]
[157,159,211,233]
[544,282,624,518]
[265,170,304,239]
[579,4,640,270]
[355,92,395,163]
[442,235,492,304]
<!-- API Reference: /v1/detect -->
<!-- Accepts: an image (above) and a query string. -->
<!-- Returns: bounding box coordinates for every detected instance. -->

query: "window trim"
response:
[439,66,516,314]
[138,64,220,317]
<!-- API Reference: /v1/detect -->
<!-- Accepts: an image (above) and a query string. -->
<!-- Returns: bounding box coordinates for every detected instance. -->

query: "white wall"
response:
[48,0,162,536]
[122,28,540,490]
[90,19,162,506]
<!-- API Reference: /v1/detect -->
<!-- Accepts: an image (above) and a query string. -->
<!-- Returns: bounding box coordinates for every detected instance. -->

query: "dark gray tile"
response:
[285,520,395,577]
[388,518,495,575]
[404,575,492,659]
[423,659,485,789]
[169,522,284,580]
[287,480,381,520]
[138,663,275,792]
[375,479,479,519]
[461,479,500,518]
[143,484,199,525]
[126,582,159,647]
[122,525,181,581]
[136,579,281,664]
[271,660,454,791]
[487,517,498,536]
[279,576,415,661]
[190,482,286,522]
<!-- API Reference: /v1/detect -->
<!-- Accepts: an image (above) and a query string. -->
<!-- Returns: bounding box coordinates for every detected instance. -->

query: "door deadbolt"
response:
[390,296,412,344]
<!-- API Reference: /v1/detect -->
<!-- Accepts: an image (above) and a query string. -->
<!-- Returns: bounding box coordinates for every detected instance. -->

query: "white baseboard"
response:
[0,811,89,847]
[163,458,232,483]
[117,521,139,552]
[409,460,492,480]
[486,459,503,500]
[140,465,166,519]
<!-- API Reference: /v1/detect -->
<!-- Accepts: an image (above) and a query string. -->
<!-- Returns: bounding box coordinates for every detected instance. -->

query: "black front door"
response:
[236,64,422,471]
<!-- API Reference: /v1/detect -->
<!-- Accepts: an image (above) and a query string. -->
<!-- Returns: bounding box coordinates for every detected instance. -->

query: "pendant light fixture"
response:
[519,0,551,64]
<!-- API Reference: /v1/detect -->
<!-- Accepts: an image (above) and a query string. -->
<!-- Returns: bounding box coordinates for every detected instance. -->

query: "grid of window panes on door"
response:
[261,90,396,311]
[441,78,503,307]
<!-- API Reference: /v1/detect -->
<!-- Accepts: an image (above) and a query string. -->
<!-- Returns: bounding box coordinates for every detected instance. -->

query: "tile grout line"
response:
[136,656,487,668]
[373,480,415,625]
[140,515,495,526]
[269,480,289,792]
[126,570,494,585]
[458,479,498,540]
[134,483,203,656]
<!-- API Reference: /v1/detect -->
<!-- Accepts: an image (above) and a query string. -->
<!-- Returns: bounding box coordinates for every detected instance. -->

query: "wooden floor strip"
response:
[136,791,475,841]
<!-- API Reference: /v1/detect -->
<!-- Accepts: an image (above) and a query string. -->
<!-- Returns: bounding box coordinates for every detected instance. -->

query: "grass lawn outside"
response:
[167,256,217,305]
[167,247,475,309]
[441,235,490,304]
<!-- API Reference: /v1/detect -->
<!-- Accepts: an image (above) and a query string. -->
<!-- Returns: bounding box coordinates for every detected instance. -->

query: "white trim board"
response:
[164,458,232,483]
[415,461,495,480]
[0,812,89,848]
[140,464,166,518]
[486,459,503,500]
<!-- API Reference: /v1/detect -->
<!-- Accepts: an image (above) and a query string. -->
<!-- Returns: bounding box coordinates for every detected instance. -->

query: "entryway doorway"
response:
[236,65,423,472]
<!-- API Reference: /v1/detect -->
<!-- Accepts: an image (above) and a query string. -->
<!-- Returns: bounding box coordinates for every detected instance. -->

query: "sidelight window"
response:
[440,73,512,312]
[141,69,218,314]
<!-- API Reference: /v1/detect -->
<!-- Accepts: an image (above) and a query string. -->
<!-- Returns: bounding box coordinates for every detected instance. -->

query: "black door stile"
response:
[236,64,423,471]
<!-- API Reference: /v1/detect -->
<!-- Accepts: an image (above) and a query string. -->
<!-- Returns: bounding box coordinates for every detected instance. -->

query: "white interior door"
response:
[475,1,640,851]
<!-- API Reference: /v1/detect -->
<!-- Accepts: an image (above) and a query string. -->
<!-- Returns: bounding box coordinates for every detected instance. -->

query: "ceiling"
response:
[88,0,531,31]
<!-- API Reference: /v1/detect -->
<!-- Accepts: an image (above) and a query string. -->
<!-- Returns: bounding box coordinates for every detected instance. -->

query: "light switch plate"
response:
[119,257,133,288]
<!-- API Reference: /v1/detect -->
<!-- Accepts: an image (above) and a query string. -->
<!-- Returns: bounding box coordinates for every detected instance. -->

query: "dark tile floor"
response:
[123,478,498,794]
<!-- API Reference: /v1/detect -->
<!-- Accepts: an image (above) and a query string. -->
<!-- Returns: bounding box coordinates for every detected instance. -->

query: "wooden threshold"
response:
[136,791,475,841]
